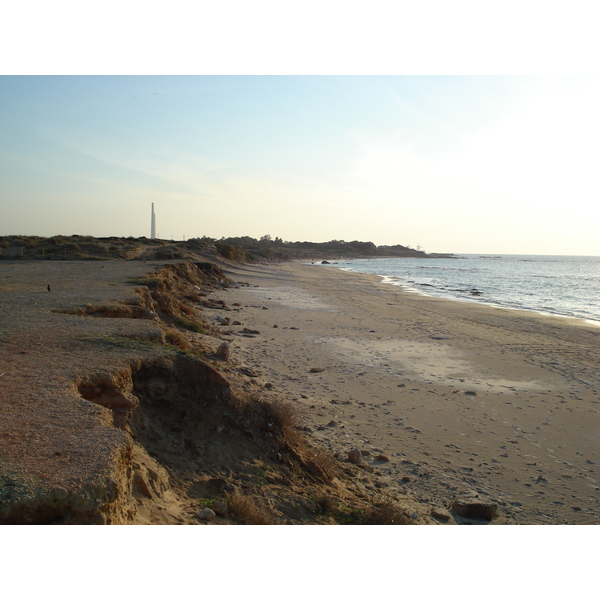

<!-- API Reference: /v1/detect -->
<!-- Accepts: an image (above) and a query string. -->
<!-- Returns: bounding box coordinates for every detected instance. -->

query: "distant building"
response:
[151,203,156,239]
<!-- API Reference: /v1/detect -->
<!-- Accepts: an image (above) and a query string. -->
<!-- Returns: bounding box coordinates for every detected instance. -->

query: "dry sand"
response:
[2,258,598,525]
[210,260,600,524]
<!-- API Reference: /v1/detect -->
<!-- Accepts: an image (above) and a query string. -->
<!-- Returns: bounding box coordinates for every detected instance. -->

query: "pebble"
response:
[213,501,228,517]
[431,508,451,522]
[197,507,216,521]
[216,342,231,361]
[348,448,364,464]
[451,500,499,520]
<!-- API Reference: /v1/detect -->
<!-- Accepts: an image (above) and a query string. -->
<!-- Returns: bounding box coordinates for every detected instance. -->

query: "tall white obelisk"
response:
[151,203,156,239]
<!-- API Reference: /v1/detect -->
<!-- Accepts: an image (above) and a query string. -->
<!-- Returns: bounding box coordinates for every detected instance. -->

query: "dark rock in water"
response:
[451,500,498,521]
[321,260,331,264]
[470,290,483,296]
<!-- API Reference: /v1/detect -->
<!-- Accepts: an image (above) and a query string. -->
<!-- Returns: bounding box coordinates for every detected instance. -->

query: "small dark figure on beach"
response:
[47,285,51,292]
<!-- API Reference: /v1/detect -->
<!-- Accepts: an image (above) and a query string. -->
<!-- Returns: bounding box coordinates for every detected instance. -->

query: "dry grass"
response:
[227,492,276,525]
[261,398,337,482]
[315,494,338,514]
[175,316,207,334]
[164,328,191,351]
[361,501,410,525]
[302,445,338,481]
[266,398,302,431]
[184,292,204,303]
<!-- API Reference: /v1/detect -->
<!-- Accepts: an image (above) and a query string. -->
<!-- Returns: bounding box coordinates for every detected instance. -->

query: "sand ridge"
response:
[1,259,432,524]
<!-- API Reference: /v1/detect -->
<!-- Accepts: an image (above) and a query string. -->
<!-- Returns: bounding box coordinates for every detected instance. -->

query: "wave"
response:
[333,255,600,324]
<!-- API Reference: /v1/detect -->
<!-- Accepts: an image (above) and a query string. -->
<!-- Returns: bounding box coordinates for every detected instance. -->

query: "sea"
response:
[324,255,600,326]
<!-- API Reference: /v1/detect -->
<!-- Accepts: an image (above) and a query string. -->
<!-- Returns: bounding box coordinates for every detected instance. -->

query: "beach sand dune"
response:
[2,258,598,524]
[215,261,600,524]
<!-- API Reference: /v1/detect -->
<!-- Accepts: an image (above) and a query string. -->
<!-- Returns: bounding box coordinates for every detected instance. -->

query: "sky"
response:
[1,2,597,583]
[2,0,600,257]
[1,74,599,255]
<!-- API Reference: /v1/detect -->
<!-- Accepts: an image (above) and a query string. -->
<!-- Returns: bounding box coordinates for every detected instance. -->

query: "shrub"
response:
[303,445,338,481]
[175,316,207,334]
[315,495,338,514]
[164,328,191,351]
[266,398,302,431]
[227,492,275,525]
[361,502,409,525]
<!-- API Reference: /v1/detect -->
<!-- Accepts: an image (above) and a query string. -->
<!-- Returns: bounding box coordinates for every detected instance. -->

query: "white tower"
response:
[151,203,156,239]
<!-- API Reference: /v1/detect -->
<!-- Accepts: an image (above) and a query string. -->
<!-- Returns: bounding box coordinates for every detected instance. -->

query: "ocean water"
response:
[325,255,600,325]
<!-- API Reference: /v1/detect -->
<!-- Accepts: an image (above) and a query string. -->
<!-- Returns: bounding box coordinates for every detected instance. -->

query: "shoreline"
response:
[380,276,600,329]
[318,260,600,329]
[218,261,600,524]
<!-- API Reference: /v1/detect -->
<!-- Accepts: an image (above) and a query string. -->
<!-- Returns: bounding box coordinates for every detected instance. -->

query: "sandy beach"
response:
[211,260,600,524]
[1,257,598,525]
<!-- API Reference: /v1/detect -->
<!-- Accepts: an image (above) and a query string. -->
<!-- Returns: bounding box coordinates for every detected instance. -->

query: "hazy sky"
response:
[1,75,598,255]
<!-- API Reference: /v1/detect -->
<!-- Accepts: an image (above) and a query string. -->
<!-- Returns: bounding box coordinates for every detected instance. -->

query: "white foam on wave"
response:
[339,264,600,328]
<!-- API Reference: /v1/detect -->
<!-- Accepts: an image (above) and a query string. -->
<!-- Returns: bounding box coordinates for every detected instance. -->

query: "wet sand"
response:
[212,261,600,524]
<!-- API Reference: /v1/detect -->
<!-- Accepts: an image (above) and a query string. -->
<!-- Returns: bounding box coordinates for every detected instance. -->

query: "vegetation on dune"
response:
[1,251,422,525]
[0,234,453,262]
[195,235,452,260]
